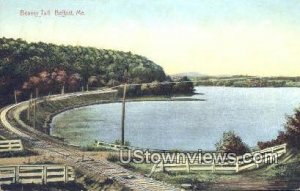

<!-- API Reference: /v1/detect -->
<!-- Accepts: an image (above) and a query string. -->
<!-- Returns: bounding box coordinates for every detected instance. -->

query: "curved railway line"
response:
[0,90,180,191]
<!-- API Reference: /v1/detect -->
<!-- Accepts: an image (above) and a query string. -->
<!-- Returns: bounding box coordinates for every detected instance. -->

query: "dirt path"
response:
[30,140,180,191]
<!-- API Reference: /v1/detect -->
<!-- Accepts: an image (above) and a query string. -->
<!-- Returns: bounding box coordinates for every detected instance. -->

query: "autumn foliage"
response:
[257,108,300,150]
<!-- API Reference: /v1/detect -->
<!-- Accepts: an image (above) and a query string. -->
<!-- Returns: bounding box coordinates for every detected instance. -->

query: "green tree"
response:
[284,108,300,149]
[172,76,194,94]
[0,37,169,105]
[216,131,250,155]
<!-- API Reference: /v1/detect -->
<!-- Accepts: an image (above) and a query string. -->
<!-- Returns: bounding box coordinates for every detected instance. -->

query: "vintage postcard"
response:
[0,0,300,190]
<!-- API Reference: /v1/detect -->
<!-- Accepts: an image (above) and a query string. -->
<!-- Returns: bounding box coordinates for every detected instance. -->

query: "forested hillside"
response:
[0,37,175,105]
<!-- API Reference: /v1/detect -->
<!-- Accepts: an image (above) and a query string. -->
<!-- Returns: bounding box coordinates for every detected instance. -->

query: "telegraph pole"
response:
[121,84,127,145]
[14,90,17,104]
[33,98,36,129]
[27,93,32,121]
[61,85,65,95]
[35,88,39,98]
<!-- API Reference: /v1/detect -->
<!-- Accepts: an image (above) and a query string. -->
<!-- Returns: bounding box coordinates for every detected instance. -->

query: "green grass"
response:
[106,150,300,190]
[19,92,118,132]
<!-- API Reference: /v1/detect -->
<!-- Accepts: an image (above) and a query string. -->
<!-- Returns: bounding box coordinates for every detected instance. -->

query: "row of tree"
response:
[119,76,194,97]
[194,77,300,87]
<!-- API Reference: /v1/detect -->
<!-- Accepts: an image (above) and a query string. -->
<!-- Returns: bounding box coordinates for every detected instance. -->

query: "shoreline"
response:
[48,96,205,132]
[18,93,204,139]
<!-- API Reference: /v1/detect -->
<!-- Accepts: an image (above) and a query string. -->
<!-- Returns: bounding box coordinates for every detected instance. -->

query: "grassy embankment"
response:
[19,91,118,134]
[106,148,300,190]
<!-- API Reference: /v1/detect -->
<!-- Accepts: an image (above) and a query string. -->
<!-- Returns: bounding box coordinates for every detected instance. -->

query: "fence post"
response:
[186,161,190,173]
[235,161,239,173]
[160,161,165,172]
[15,166,20,183]
[19,140,24,151]
[212,160,216,173]
[43,166,47,184]
[8,141,12,150]
[64,166,68,182]
[149,163,159,177]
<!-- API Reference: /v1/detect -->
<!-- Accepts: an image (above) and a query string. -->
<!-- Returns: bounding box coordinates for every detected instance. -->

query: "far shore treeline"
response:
[0,37,194,105]
[193,75,300,87]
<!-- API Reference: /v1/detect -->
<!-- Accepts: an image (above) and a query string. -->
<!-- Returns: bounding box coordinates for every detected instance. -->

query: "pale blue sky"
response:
[1,0,300,76]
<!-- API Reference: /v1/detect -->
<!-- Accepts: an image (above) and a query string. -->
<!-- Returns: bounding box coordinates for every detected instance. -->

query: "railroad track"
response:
[0,90,180,191]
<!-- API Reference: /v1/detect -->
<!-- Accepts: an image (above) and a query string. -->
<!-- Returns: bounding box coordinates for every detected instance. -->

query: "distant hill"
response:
[171,72,207,78]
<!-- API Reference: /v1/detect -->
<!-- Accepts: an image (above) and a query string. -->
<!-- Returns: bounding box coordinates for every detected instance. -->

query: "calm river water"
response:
[50,87,300,150]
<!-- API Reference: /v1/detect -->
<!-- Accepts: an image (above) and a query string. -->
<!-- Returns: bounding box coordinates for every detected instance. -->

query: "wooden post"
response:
[121,84,127,145]
[19,140,24,151]
[8,141,11,150]
[43,166,47,184]
[35,88,39,98]
[12,166,16,183]
[186,161,190,173]
[27,101,30,121]
[64,166,68,182]
[235,160,239,172]
[33,99,36,129]
[212,160,215,172]
[160,161,165,172]
[27,93,32,121]
[35,88,39,111]
[15,166,20,183]
[149,163,159,177]
[61,85,65,95]
[14,90,18,104]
